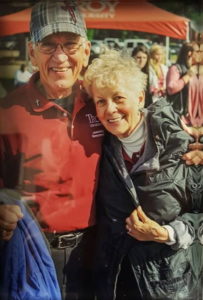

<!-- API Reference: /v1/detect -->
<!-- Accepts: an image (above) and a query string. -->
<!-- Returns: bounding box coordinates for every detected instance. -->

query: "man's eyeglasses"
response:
[37,41,83,55]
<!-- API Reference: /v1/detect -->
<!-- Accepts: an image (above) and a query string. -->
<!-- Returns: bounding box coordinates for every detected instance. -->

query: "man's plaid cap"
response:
[30,0,87,42]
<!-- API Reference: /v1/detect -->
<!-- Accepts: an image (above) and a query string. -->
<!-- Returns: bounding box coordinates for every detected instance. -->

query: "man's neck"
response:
[36,80,72,99]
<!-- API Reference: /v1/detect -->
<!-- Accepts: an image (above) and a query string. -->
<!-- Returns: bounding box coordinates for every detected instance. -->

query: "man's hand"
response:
[126,206,169,243]
[0,205,23,240]
[180,120,203,140]
[182,149,203,165]
[180,120,203,165]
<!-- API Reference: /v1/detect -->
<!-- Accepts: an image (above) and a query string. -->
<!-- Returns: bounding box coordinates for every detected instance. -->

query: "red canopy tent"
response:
[0,0,189,39]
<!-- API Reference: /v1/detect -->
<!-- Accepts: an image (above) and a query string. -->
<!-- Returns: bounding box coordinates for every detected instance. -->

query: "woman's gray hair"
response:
[83,48,147,98]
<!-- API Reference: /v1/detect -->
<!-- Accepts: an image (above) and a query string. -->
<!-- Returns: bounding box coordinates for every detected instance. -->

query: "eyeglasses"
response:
[37,41,83,55]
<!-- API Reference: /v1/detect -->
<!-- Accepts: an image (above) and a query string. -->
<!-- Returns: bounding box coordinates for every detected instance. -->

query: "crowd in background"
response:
[130,41,203,128]
[87,38,203,123]
[0,39,201,107]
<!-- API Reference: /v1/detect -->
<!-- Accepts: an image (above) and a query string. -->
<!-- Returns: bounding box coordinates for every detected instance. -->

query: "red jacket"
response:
[0,72,103,232]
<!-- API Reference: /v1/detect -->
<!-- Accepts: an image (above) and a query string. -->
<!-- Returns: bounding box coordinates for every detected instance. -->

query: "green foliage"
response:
[87,28,165,44]
[149,0,201,21]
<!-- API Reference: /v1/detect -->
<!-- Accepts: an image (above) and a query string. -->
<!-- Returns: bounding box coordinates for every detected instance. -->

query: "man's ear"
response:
[138,91,145,109]
[28,42,38,67]
[83,40,91,68]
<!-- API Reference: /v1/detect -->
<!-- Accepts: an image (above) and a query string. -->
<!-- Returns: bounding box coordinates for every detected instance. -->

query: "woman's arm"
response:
[126,206,195,249]
[126,206,169,243]
[166,65,188,95]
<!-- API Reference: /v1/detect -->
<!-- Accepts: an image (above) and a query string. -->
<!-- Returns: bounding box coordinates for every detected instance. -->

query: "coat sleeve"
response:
[168,216,195,250]
[166,65,185,95]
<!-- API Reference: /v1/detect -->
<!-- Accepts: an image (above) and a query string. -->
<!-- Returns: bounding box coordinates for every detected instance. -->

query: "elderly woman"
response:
[83,50,197,300]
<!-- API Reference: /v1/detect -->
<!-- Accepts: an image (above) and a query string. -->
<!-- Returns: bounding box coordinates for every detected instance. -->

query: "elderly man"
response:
[0,1,103,299]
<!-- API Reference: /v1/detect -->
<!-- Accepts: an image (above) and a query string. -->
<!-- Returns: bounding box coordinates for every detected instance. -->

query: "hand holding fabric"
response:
[126,206,169,243]
[0,205,23,240]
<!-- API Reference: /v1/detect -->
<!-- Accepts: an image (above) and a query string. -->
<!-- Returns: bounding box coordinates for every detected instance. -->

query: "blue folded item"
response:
[0,198,61,300]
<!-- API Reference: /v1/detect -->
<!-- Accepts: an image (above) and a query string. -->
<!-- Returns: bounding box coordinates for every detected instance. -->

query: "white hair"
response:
[83,49,147,98]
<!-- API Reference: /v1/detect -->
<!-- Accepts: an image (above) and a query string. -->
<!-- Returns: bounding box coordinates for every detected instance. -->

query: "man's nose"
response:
[52,44,68,61]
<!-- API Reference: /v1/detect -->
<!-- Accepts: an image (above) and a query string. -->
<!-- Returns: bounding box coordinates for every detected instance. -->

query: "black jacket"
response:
[95,99,199,300]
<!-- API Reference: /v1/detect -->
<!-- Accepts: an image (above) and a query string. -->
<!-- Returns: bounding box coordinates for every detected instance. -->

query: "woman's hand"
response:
[126,206,169,243]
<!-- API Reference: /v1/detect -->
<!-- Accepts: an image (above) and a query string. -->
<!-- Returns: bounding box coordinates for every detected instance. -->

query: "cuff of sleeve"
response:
[163,225,176,245]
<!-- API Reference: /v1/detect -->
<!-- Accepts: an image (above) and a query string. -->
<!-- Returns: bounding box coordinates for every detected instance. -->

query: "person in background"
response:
[83,49,197,300]
[132,45,152,107]
[167,41,203,167]
[149,44,168,102]
[166,42,196,116]
[186,42,203,127]
[132,45,149,73]
[0,1,103,299]
[14,63,32,87]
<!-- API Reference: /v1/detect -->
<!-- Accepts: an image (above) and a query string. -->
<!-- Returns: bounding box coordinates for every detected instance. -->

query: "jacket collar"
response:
[130,109,159,173]
[104,110,160,175]
[27,72,85,116]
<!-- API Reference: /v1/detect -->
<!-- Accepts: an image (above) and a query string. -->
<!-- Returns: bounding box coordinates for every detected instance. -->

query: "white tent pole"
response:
[25,36,29,62]
[186,21,190,42]
[165,36,170,65]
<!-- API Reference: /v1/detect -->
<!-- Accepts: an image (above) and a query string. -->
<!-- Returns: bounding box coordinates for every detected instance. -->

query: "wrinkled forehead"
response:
[92,75,138,92]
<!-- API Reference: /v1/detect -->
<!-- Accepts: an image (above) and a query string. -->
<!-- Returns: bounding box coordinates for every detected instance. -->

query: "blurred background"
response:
[0,0,202,94]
